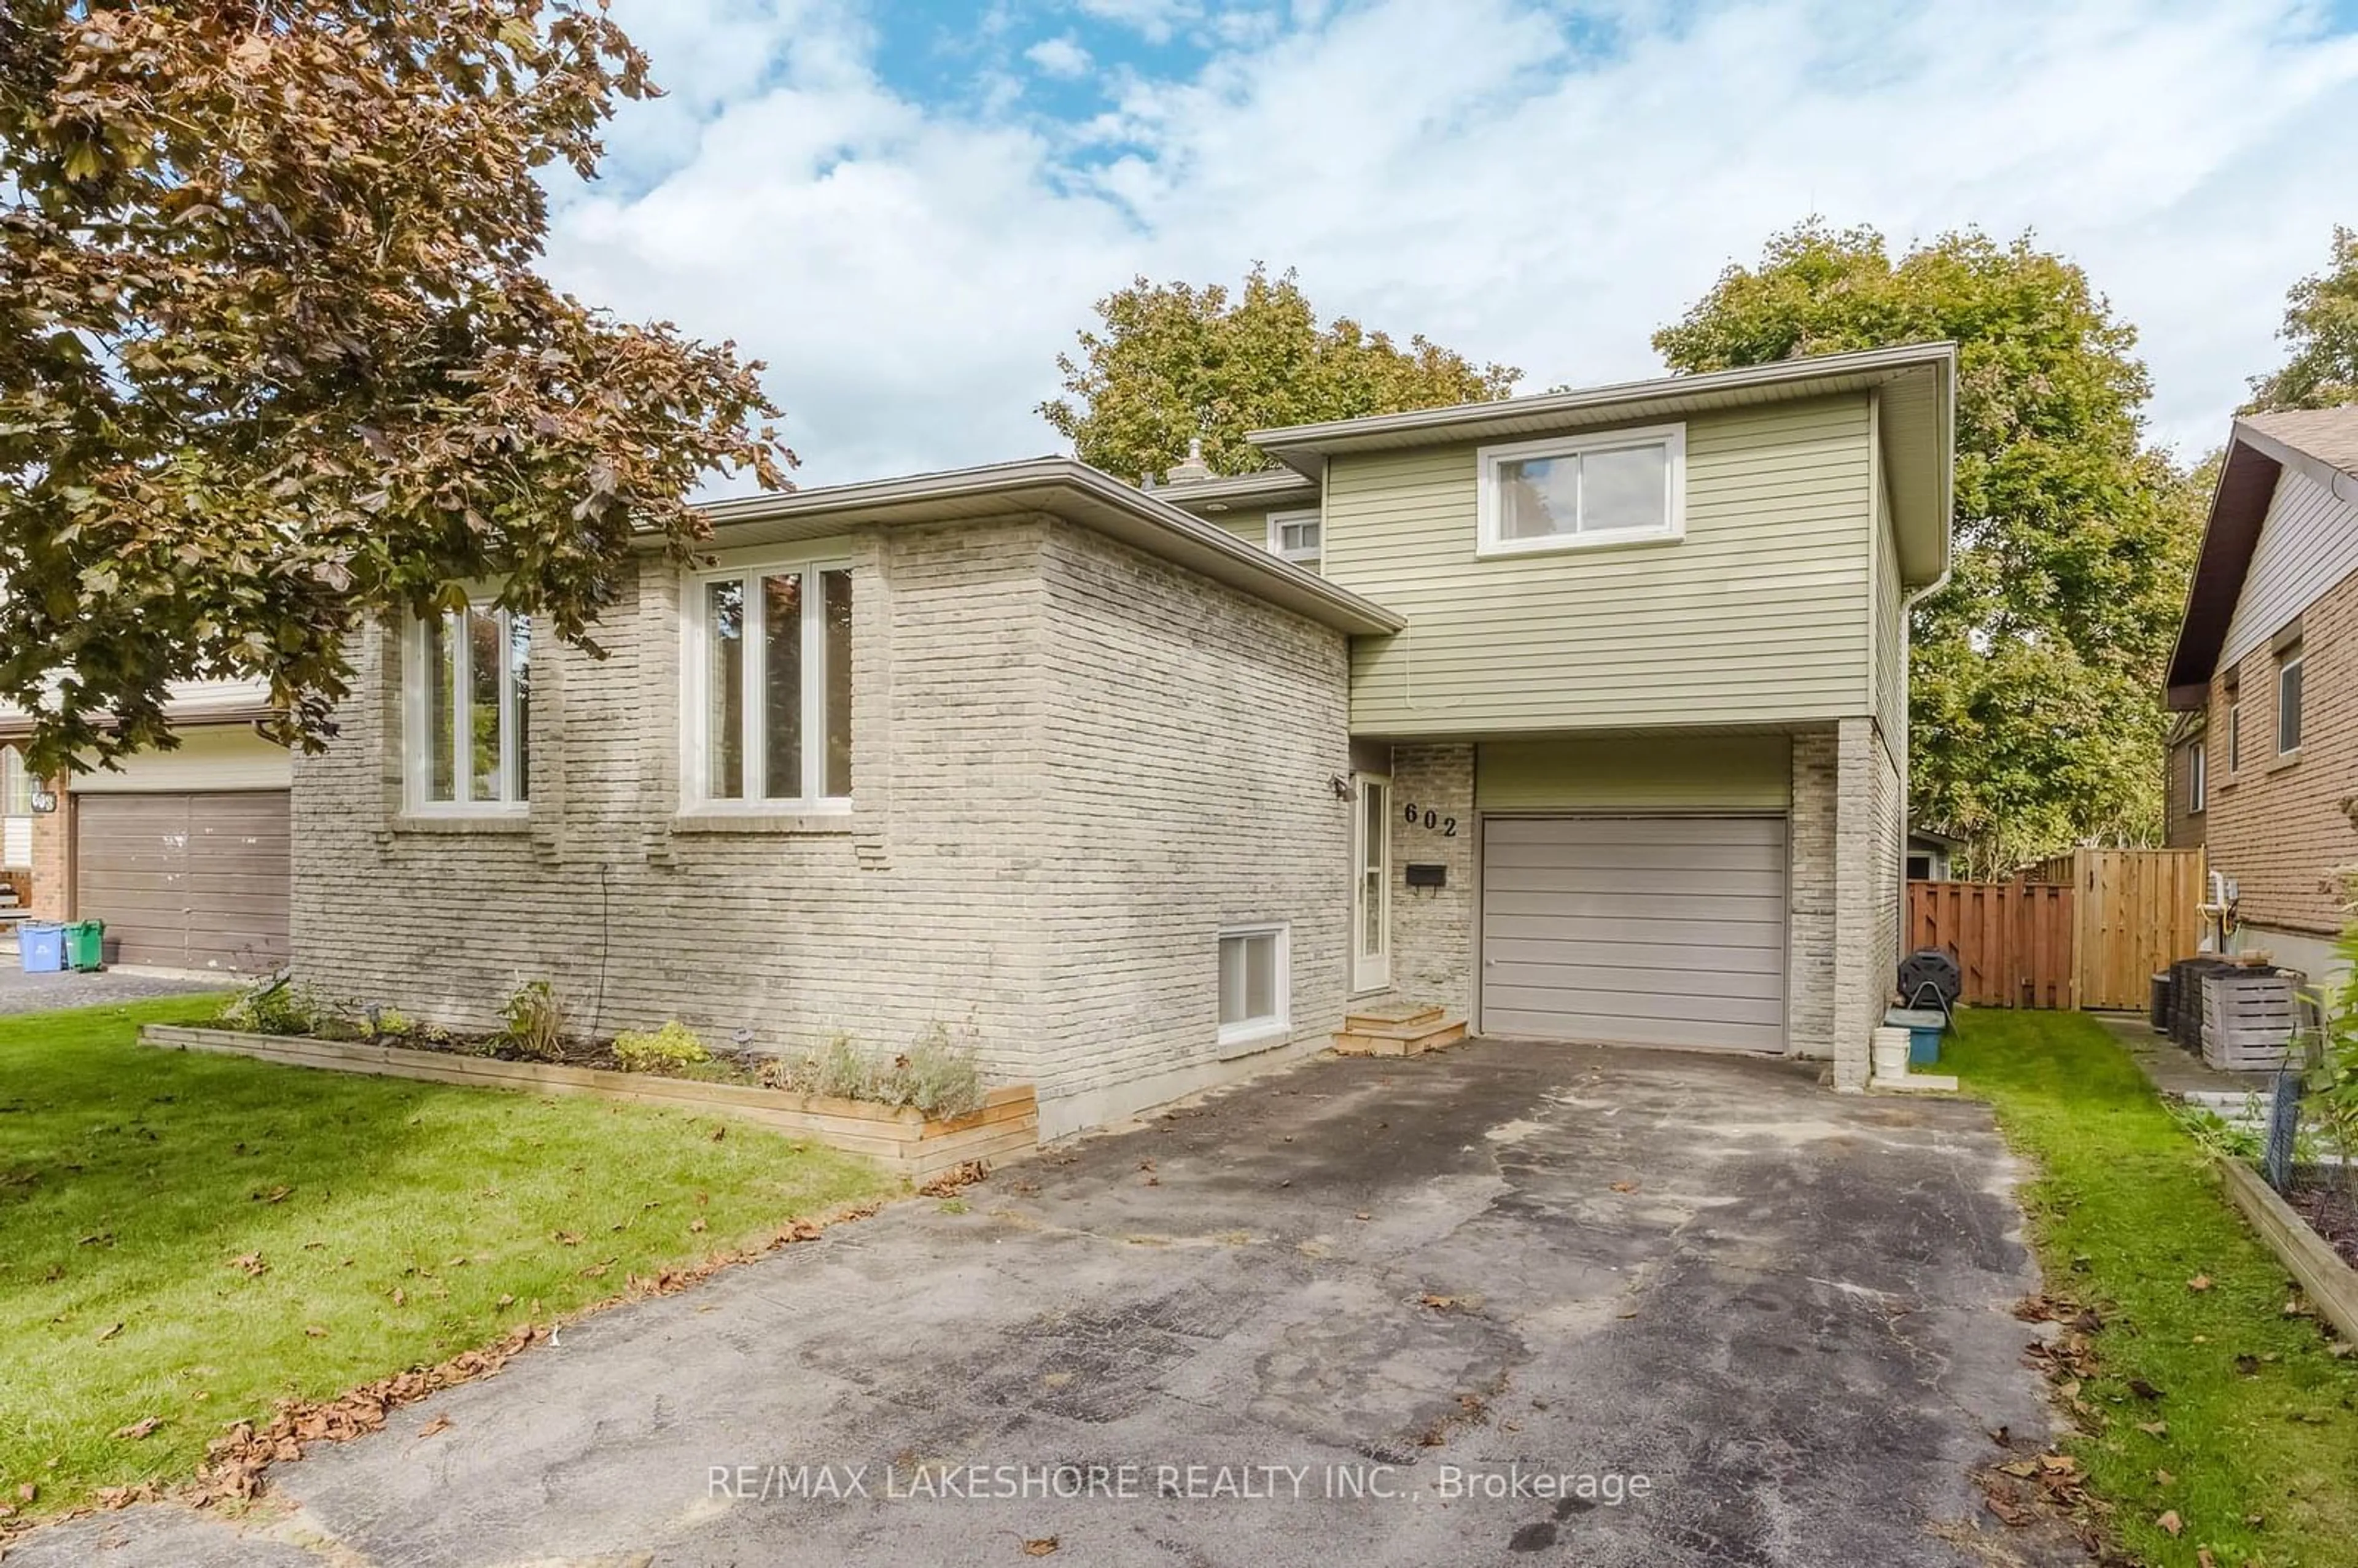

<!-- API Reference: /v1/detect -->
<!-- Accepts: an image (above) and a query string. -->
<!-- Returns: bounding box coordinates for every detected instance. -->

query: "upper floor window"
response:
[2187,739,2206,815]
[2277,644,2303,756]
[405,606,531,812]
[1268,509,1322,573]
[2225,689,2241,772]
[684,557,853,810]
[1477,424,1686,558]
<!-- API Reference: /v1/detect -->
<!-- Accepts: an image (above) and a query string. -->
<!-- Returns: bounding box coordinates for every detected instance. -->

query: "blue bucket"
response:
[1883,1007,1947,1066]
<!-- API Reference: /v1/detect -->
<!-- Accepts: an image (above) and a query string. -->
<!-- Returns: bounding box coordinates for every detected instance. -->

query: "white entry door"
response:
[1352,775,1391,992]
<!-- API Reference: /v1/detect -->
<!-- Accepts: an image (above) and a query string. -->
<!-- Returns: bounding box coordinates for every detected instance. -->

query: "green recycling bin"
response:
[62,920,104,971]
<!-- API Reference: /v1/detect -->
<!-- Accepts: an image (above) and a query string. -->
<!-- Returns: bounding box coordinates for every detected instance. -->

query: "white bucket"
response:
[1871,1027,1910,1080]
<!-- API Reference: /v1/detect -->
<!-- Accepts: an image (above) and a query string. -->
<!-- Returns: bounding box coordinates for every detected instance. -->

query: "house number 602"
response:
[1401,803,1458,836]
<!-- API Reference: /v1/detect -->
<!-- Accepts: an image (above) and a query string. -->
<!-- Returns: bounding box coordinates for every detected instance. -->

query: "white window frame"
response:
[2275,650,2303,757]
[680,549,855,813]
[1476,423,1686,559]
[2188,739,2206,815]
[2225,697,2241,774]
[1350,774,1391,994]
[402,605,529,816]
[1216,922,1291,1048]
[1267,508,1323,570]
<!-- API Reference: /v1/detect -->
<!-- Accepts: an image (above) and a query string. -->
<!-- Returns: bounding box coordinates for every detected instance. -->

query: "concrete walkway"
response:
[12,1040,2069,1567]
[2091,1010,2278,1101]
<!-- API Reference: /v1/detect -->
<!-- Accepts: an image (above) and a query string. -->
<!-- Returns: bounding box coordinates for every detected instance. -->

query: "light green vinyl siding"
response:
[1476,735,1792,810]
[1869,424,1907,750]
[1201,508,1274,549]
[1328,395,1875,735]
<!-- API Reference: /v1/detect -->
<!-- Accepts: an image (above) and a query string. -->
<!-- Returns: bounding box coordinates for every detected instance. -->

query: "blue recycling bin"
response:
[18,922,64,974]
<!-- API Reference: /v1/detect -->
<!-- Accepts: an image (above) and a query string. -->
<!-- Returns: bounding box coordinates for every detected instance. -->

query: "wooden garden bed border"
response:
[2212,1155,2358,1344]
[139,1025,1037,1184]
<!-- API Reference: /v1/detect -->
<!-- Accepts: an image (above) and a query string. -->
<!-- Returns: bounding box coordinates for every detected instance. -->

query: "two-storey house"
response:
[2166,406,2358,985]
[290,343,1955,1136]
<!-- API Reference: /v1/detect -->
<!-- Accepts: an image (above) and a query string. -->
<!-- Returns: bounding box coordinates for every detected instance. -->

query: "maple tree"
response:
[0,1,789,773]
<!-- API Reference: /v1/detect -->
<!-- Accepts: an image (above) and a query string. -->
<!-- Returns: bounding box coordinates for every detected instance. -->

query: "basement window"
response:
[1217,924,1289,1047]
[1477,424,1686,557]
[405,607,531,812]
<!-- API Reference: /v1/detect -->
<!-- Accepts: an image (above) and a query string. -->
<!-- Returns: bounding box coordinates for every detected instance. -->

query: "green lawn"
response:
[1950,1010,2358,1567]
[0,995,890,1521]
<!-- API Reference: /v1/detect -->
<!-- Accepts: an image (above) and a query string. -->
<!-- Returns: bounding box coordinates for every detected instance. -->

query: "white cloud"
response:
[547,0,2358,487]
[1024,34,1094,77]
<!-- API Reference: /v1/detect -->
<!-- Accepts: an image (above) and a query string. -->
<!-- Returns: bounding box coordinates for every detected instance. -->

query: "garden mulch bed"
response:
[2286,1171,2358,1271]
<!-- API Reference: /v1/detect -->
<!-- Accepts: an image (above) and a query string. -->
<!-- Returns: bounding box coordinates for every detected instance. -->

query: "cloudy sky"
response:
[545,0,2358,491]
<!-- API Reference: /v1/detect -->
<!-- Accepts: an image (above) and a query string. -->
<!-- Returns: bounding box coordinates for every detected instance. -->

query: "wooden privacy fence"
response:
[1907,879,2075,1009]
[2028,848,2209,1011]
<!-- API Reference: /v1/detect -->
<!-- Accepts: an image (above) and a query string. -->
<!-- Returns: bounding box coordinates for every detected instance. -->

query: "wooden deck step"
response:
[1343,1003,1444,1033]
[1332,1017,1468,1058]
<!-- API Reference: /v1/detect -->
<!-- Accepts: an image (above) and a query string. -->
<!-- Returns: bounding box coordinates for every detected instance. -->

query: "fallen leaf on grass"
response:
[2197,1550,2218,1568]
[2126,1377,2163,1400]
[304,1324,327,1338]
[2155,1468,2174,1486]
[228,1252,267,1278]
[390,1287,407,1307]
[580,1259,615,1279]
[553,1231,582,1247]
[2282,1298,2313,1318]
[2186,1274,2212,1292]
[113,1418,161,1441]
[496,1294,515,1309]
[1021,1539,1059,1557]
[2136,1420,2168,1437]
[95,1322,123,1343]
[17,1482,37,1504]
[2157,1509,2183,1537]
[688,1217,707,1234]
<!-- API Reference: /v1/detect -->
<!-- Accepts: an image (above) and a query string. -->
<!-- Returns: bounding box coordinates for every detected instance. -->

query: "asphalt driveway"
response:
[17,1040,2065,1567]
[0,960,235,1014]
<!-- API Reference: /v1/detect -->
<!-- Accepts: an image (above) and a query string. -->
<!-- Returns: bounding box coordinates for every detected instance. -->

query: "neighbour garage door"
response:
[74,790,290,972]
[1481,815,1786,1052]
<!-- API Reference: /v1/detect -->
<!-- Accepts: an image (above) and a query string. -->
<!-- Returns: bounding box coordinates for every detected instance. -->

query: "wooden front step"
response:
[1343,1003,1444,1033]
[1332,1017,1468,1057]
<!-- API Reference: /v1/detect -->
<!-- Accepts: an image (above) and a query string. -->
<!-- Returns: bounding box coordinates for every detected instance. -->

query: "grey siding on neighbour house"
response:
[291,515,1353,1139]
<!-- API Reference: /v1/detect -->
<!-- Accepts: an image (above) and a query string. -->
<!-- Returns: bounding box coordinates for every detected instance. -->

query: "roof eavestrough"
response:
[690,457,1406,637]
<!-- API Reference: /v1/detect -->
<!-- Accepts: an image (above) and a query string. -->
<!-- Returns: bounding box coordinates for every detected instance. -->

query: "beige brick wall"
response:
[2205,564,2358,939]
[1786,728,1838,1057]
[29,780,69,917]
[1829,716,1901,1089]
[1028,521,1353,1133]
[1387,744,1476,1018]
[291,514,1353,1140]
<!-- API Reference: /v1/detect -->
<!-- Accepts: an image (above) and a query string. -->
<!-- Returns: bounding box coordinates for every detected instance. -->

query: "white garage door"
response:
[1481,815,1787,1052]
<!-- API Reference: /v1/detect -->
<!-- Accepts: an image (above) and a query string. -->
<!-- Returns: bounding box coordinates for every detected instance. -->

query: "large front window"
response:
[1477,424,1685,557]
[689,560,853,809]
[406,607,529,810]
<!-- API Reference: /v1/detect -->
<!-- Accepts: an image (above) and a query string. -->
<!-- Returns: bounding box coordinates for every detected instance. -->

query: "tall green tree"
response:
[2244,225,2358,413]
[0,1,790,776]
[1040,265,1519,481]
[1655,222,2202,874]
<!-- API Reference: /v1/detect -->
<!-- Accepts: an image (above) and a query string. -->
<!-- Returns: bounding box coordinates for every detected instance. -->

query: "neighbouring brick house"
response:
[294,344,1956,1137]
[2165,405,2358,985]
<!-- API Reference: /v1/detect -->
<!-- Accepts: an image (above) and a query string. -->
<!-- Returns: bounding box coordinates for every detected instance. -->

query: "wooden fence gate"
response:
[1907,848,2206,1011]
[1905,880,2075,1008]
[2029,848,2209,1011]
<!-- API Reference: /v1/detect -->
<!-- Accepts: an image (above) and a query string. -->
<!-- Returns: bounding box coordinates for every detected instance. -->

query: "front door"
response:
[1352,775,1391,993]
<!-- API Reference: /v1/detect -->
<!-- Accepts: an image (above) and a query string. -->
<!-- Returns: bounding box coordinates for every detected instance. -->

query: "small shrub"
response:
[222,977,325,1036]
[499,979,567,1062]
[360,1006,414,1042]
[810,1032,877,1101]
[881,1023,986,1119]
[613,1021,712,1074]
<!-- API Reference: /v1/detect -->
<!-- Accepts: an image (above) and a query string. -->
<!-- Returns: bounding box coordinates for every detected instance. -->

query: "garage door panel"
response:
[75,790,288,971]
[1481,934,1787,975]
[1483,905,1786,943]
[1485,816,1785,848]
[1481,864,1787,898]
[1481,966,1773,1004]
[1483,1007,1786,1053]
[1481,814,1786,1053]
